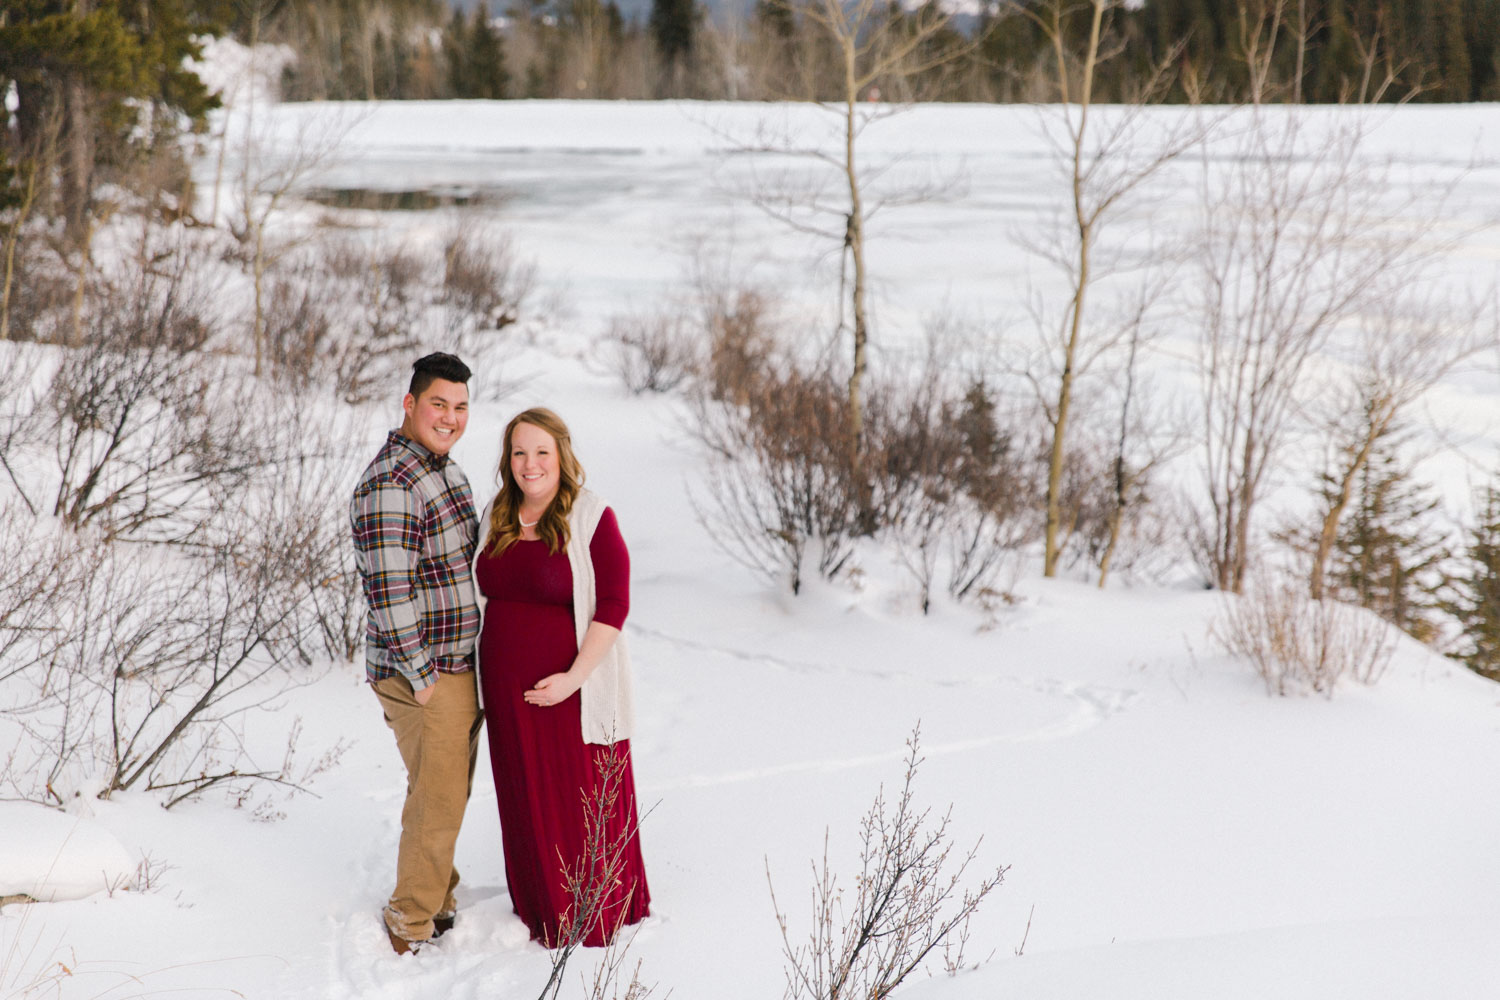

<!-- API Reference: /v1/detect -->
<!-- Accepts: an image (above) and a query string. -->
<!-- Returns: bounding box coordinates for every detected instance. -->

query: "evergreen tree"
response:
[0,0,224,238]
[1443,482,1500,681]
[443,3,508,99]
[466,4,508,99]
[444,7,471,96]
[1309,0,1361,102]
[1438,0,1473,99]
[1329,438,1448,642]
[650,0,695,96]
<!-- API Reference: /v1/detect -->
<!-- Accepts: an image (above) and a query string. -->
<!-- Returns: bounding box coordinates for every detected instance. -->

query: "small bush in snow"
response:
[702,287,776,406]
[606,312,698,395]
[1214,574,1397,697]
[691,362,860,595]
[768,727,1007,999]
[439,225,534,348]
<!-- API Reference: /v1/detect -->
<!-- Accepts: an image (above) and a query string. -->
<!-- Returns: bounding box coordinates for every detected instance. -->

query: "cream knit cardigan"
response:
[472,487,634,745]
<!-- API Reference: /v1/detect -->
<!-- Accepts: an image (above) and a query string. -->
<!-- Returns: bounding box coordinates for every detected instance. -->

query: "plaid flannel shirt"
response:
[350,431,481,690]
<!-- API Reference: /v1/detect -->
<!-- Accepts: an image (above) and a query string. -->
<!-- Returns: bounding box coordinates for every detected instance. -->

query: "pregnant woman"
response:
[472,406,650,947]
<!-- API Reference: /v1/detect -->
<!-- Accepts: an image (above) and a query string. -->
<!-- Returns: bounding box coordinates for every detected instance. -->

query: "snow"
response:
[4,95,1500,999]
[0,803,135,903]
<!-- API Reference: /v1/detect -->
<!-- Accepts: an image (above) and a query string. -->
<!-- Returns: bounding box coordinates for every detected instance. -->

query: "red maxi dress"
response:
[475,508,650,947]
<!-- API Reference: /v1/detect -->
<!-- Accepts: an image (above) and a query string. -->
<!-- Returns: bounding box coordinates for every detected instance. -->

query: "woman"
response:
[473,407,650,947]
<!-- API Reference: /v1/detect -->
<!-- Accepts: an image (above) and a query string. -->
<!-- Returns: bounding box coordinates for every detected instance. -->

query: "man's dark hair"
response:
[408,352,471,398]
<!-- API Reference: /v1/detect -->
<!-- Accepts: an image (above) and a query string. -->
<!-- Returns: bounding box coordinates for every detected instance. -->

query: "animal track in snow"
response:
[633,622,1139,793]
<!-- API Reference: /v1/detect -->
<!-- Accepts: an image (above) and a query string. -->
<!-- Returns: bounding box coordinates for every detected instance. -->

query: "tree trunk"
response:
[254,219,267,377]
[840,30,875,531]
[842,42,867,449]
[69,219,93,348]
[0,163,38,341]
[1293,0,1307,103]
[62,74,94,245]
[1043,0,1104,578]
[1311,407,1392,599]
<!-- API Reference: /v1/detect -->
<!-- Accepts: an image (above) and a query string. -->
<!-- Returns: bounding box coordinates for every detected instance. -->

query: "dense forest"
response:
[231,0,1500,103]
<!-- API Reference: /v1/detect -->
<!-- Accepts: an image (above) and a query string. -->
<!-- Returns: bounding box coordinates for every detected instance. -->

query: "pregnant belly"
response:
[480,601,578,690]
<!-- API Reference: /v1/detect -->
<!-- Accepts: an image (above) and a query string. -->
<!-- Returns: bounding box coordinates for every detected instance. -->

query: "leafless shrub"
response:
[106,542,304,801]
[262,449,366,665]
[691,363,860,595]
[946,497,1035,607]
[869,373,1038,612]
[768,726,1007,1000]
[536,744,656,1000]
[606,311,698,395]
[0,508,91,698]
[0,223,71,344]
[262,267,336,387]
[301,228,532,402]
[322,238,424,404]
[47,320,274,543]
[702,287,777,405]
[0,344,43,512]
[688,301,1041,604]
[314,237,370,282]
[1,485,335,807]
[439,224,534,353]
[1212,573,1397,698]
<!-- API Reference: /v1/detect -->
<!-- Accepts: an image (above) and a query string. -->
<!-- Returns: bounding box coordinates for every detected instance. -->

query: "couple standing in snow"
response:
[349,352,650,955]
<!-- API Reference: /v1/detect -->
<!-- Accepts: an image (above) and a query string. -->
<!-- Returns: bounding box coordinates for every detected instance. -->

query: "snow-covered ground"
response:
[4,97,1500,999]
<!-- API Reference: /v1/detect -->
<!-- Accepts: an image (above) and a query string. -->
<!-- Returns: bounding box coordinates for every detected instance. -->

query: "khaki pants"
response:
[373,670,483,942]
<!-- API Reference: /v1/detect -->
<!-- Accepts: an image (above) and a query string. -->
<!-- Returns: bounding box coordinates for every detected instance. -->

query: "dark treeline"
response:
[250,0,1500,103]
[0,0,1493,240]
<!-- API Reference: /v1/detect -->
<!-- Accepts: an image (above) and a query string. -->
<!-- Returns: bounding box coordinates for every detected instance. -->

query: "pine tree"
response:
[0,0,224,239]
[1310,0,1361,102]
[1329,439,1448,642]
[650,0,696,96]
[1438,0,1472,99]
[443,7,471,96]
[1443,482,1500,681]
[466,4,508,99]
[1476,0,1500,99]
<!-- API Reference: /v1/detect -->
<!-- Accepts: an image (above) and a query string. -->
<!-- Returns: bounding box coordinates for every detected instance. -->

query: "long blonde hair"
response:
[486,407,585,556]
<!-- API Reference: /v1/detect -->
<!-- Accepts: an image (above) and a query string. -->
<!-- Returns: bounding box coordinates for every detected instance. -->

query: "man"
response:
[350,352,484,955]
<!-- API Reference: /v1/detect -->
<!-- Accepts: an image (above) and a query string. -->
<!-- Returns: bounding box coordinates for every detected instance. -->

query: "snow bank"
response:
[0,803,135,903]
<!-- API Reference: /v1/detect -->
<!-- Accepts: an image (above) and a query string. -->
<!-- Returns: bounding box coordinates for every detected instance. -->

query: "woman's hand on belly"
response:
[524,671,582,708]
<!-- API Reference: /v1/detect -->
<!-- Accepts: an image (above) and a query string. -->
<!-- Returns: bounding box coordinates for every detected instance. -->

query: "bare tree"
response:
[792,0,967,448]
[1233,0,1287,106]
[1291,0,1311,104]
[0,115,56,342]
[1016,0,1205,577]
[1190,109,1457,592]
[728,0,972,521]
[228,93,355,376]
[1094,295,1189,588]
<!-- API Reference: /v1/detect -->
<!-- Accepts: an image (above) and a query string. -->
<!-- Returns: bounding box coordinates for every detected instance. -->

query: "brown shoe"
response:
[433,912,455,938]
[386,925,423,955]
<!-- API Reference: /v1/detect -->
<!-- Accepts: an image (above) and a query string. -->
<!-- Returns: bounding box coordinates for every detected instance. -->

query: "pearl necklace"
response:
[519,515,541,529]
